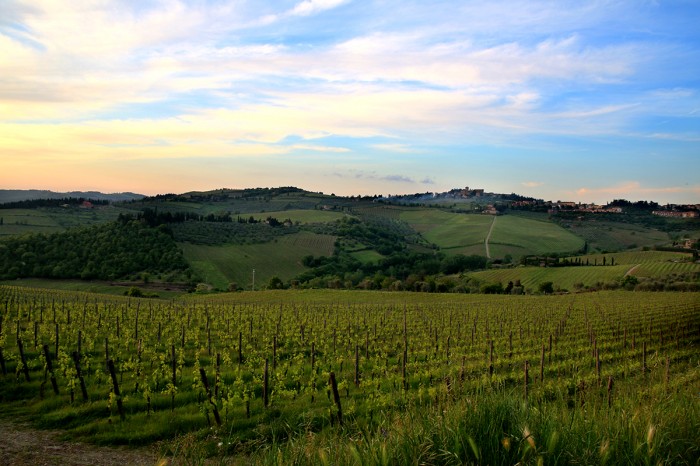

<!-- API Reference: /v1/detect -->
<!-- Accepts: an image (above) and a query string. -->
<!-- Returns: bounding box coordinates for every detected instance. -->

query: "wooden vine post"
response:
[238,331,243,365]
[107,359,125,420]
[329,371,343,426]
[263,358,269,408]
[104,338,109,370]
[540,343,546,384]
[402,306,408,390]
[0,348,6,376]
[354,344,360,386]
[72,351,88,401]
[199,368,222,426]
[272,335,277,369]
[54,323,59,361]
[43,344,59,395]
[523,360,529,402]
[215,353,221,399]
[171,344,177,411]
[17,339,30,382]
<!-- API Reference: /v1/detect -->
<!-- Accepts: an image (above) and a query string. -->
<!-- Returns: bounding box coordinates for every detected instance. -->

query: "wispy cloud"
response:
[371,143,418,153]
[1,0,698,201]
[382,175,415,183]
[290,144,351,153]
[573,182,700,202]
[331,170,428,186]
[553,104,640,119]
[290,0,350,17]
[522,181,544,188]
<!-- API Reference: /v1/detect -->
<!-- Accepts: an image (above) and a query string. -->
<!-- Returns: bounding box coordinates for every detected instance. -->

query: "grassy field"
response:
[180,231,336,289]
[399,209,492,253]
[397,210,585,258]
[488,215,585,257]
[350,249,385,263]
[0,287,698,465]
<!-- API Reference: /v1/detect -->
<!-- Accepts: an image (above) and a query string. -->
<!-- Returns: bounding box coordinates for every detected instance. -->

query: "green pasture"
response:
[349,249,385,263]
[488,215,585,257]
[180,231,336,290]
[399,209,492,252]
[398,210,585,258]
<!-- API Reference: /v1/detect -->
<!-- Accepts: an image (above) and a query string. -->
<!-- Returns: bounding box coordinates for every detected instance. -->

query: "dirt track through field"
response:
[0,420,158,466]
[484,215,496,258]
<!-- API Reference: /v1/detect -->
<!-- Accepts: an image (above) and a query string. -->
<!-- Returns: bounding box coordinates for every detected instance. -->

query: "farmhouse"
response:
[482,205,498,215]
[652,210,699,218]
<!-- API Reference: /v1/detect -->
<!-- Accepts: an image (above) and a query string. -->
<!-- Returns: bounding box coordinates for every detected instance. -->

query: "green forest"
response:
[0,220,191,282]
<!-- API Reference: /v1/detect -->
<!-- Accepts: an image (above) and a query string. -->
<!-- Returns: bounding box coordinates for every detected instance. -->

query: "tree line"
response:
[0,197,109,209]
[290,251,489,292]
[126,209,288,228]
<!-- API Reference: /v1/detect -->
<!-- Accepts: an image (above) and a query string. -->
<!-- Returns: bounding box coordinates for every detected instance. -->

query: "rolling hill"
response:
[0,189,144,203]
[0,186,697,294]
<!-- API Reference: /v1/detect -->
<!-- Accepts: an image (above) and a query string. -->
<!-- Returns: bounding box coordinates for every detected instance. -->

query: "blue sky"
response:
[1,0,698,203]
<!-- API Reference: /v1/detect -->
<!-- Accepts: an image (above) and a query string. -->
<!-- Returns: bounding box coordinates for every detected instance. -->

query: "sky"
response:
[1,0,699,204]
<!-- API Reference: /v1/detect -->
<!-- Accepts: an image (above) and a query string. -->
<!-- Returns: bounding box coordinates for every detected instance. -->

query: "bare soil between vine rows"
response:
[0,420,158,466]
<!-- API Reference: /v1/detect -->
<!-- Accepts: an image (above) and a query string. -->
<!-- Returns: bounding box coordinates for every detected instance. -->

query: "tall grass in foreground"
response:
[167,386,699,466]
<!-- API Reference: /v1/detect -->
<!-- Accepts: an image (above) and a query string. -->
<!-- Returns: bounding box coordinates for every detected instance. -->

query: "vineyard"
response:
[557,220,670,253]
[467,265,632,292]
[180,231,337,290]
[468,250,699,292]
[0,287,698,465]
[0,206,131,239]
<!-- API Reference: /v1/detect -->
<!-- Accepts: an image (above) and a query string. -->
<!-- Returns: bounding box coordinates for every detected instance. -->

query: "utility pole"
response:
[252,268,255,291]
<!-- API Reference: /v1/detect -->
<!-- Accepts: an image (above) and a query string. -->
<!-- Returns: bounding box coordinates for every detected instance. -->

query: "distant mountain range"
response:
[0,189,145,204]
